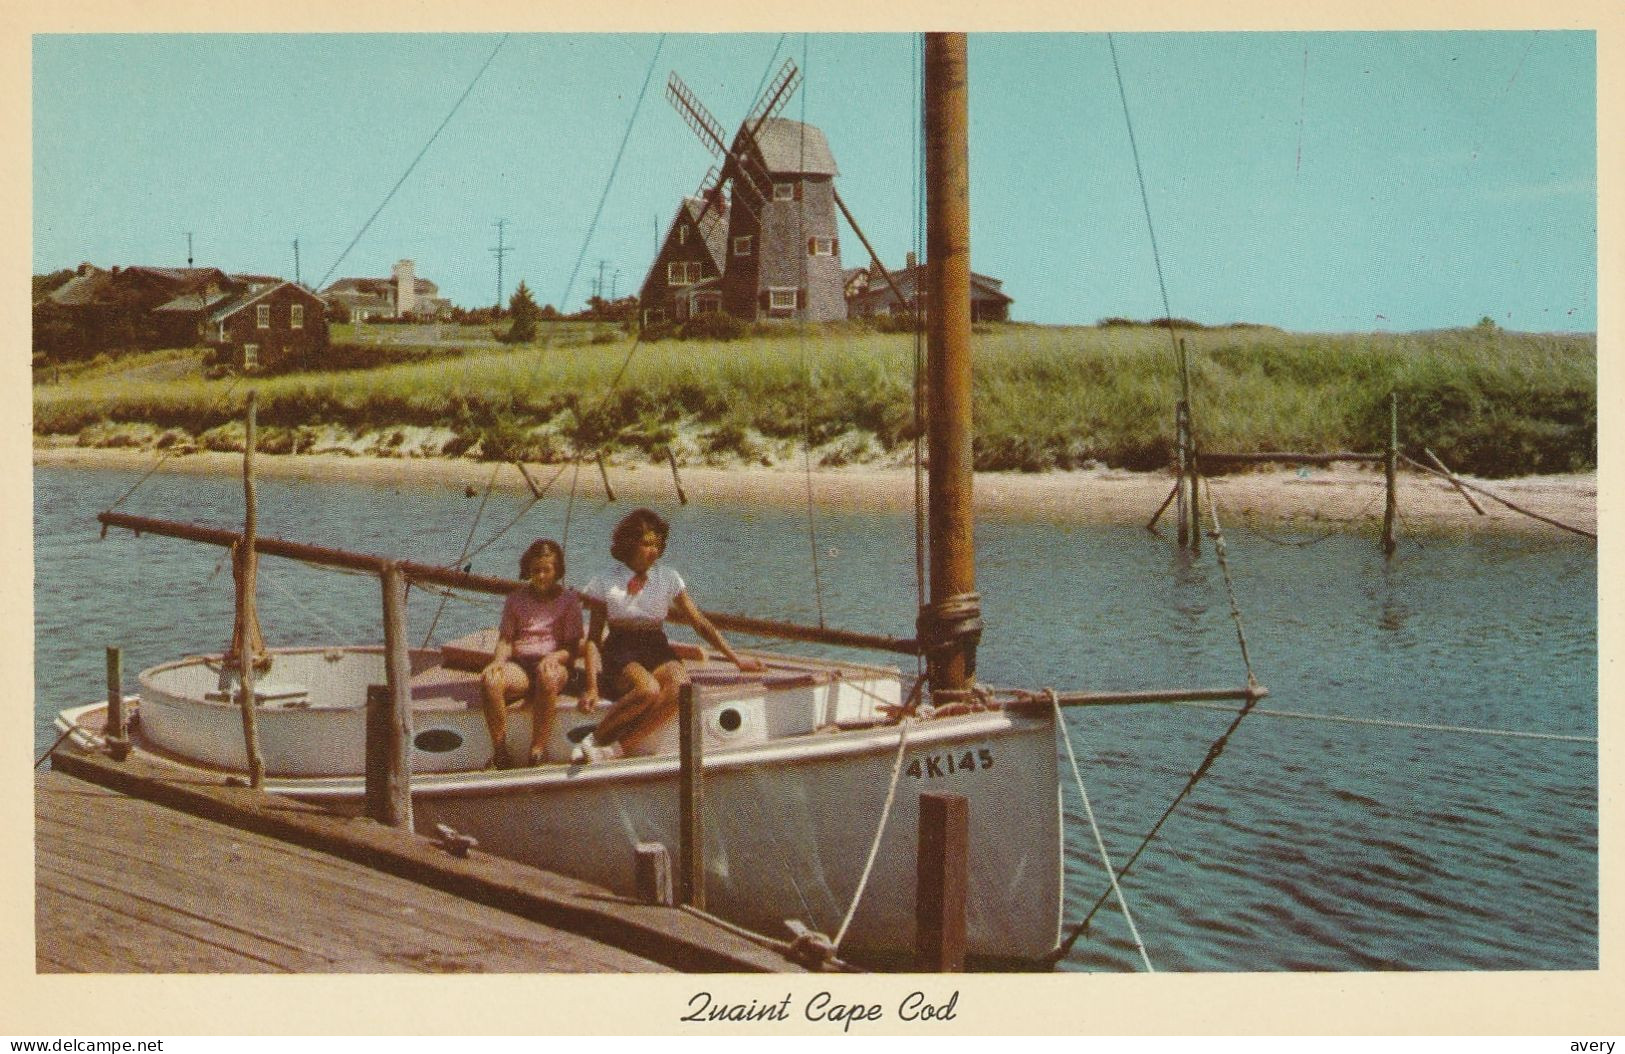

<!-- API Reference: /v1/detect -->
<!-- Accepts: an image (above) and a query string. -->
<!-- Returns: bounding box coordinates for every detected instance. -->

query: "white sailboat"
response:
[52,34,1258,969]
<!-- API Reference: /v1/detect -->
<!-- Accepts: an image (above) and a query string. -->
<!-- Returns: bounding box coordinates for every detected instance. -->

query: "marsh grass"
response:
[34,324,1595,477]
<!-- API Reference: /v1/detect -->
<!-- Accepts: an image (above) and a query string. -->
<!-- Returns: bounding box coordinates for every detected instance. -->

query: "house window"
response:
[243,344,259,371]
[768,287,798,313]
[256,304,270,329]
[678,226,688,245]
[667,261,702,285]
[217,322,227,342]
[773,182,794,201]
[734,236,753,257]
[694,294,721,316]
[644,308,667,326]
[291,304,304,329]
[809,237,835,257]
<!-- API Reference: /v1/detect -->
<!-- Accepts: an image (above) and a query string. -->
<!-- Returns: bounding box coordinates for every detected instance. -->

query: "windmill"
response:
[665,59,848,322]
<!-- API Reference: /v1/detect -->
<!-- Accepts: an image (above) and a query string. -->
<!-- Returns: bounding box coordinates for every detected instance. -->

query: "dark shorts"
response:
[603,626,679,681]
[511,655,578,693]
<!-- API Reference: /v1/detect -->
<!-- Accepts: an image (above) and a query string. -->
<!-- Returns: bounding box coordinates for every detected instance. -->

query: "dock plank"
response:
[37,771,670,973]
[39,807,606,971]
[47,748,802,973]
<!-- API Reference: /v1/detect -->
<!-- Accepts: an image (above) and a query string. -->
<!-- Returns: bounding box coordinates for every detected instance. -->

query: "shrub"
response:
[677,312,749,342]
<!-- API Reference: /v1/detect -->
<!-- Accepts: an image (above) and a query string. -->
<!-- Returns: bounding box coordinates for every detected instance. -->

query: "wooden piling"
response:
[236,392,265,788]
[635,842,675,906]
[1175,402,1189,549]
[1383,392,1398,556]
[666,448,688,506]
[677,683,704,909]
[1188,458,1202,555]
[104,646,129,761]
[915,791,968,972]
[367,561,414,829]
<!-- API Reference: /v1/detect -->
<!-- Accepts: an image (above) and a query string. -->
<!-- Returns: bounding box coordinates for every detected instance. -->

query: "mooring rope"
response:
[677,904,860,973]
[1399,454,1595,540]
[1048,688,1155,972]
[1244,483,1385,548]
[831,715,914,951]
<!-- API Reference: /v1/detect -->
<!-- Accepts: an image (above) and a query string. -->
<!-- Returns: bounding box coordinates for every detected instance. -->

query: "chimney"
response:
[392,259,417,318]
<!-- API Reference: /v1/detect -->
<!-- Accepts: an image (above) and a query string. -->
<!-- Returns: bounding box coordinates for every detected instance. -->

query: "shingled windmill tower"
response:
[667,60,847,322]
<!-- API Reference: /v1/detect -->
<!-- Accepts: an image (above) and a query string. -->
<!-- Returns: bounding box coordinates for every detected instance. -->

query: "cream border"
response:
[5,1,1618,1037]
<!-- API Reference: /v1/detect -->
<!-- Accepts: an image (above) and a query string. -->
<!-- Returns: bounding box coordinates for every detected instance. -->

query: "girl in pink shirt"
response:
[480,538,585,768]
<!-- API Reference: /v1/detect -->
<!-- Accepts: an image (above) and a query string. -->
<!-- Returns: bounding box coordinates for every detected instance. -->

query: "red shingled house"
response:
[205,281,331,372]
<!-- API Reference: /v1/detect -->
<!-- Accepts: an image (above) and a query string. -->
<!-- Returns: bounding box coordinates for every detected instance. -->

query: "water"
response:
[33,466,1597,972]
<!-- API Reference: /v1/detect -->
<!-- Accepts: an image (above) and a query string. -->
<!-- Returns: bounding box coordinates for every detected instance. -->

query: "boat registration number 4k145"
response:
[906,748,994,780]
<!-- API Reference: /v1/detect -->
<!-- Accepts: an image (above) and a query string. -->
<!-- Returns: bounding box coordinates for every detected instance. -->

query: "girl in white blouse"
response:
[577,508,763,760]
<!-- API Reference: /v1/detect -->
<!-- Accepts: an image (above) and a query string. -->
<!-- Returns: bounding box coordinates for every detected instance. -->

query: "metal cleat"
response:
[784,919,837,970]
[434,823,478,858]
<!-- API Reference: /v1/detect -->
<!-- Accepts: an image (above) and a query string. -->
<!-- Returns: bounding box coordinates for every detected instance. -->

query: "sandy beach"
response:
[33,444,1596,537]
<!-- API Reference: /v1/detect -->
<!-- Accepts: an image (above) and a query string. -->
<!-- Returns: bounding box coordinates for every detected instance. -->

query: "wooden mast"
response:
[921,33,981,695]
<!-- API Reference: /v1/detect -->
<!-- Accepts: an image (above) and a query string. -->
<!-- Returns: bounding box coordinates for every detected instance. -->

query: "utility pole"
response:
[596,259,609,306]
[490,219,514,310]
[611,269,620,302]
[292,238,301,287]
[185,232,194,269]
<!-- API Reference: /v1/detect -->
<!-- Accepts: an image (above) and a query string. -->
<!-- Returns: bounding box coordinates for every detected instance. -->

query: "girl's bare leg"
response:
[619,660,690,752]
[595,663,661,746]
[528,659,567,764]
[479,661,530,767]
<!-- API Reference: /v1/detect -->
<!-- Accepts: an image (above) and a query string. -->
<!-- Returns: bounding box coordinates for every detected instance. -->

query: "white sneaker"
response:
[571,734,624,764]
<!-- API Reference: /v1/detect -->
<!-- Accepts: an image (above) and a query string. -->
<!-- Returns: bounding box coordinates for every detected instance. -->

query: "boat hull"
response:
[62,644,1063,965]
[399,709,1063,963]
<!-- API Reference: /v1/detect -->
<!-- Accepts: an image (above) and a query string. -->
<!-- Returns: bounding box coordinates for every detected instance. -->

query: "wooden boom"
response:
[97,510,923,656]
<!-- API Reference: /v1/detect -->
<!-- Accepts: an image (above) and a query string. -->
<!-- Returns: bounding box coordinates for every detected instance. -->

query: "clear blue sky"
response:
[32,31,1596,332]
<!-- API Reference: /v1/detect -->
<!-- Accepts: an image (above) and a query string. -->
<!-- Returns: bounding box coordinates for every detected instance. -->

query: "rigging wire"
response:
[1049,689,1155,972]
[795,33,829,628]
[107,39,508,516]
[556,35,666,319]
[1164,699,1596,745]
[315,36,509,293]
[1107,34,1182,374]
[484,35,667,570]
[1051,475,1261,964]
[421,461,502,647]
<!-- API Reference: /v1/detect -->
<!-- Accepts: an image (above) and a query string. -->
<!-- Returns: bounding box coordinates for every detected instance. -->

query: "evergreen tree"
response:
[504,280,540,344]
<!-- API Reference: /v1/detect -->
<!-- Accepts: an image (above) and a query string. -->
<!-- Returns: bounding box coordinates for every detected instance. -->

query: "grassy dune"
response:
[33,324,1595,477]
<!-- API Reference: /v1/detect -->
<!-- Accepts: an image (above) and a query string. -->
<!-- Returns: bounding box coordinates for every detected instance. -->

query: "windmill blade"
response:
[667,72,729,156]
[689,164,729,226]
[744,57,801,137]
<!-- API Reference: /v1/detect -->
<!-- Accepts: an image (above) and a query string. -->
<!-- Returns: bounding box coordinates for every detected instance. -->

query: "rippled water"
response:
[33,466,1597,971]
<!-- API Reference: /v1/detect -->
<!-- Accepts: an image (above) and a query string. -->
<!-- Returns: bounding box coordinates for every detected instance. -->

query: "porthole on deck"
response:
[414,728,463,753]
[716,707,742,733]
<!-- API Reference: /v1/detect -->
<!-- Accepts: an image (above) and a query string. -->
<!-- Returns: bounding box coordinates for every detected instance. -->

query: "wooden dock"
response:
[38,751,803,974]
